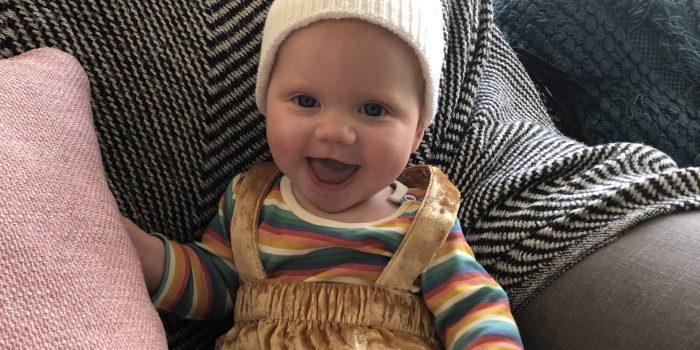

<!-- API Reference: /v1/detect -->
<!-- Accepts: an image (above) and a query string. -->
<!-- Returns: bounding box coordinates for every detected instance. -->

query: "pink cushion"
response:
[0,48,167,348]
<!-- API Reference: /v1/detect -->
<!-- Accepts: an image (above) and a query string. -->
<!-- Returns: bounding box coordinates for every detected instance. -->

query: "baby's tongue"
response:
[309,158,357,184]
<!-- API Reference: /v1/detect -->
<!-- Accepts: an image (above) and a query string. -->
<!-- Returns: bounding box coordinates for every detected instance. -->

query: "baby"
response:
[125,0,523,348]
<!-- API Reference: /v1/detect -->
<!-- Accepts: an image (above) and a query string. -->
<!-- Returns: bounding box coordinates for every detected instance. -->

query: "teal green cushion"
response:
[495,0,700,166]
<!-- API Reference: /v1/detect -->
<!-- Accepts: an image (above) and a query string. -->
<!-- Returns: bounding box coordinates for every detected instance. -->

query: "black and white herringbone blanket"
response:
[3,0,700,348]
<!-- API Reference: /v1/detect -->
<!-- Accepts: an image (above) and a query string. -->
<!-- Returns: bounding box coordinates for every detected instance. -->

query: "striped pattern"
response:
[3,0,700,347]
[152,174,522,349]
[205,0,271,198]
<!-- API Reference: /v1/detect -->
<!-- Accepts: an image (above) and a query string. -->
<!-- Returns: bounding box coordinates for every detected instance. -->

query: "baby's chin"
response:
[305,194,360,215]
[311,189,401,223]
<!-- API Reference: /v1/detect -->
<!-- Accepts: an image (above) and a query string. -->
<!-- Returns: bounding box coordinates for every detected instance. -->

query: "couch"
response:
[492,1,700,348]
[2,0,699,349]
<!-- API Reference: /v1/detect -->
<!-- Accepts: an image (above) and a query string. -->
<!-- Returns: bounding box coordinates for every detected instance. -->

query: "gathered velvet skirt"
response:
[216,280,442,349]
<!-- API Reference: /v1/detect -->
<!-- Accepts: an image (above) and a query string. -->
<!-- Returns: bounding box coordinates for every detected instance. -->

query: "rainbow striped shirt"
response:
[151,173,522,350]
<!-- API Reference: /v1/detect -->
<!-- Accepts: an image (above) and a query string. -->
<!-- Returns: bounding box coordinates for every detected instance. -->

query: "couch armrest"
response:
[515,210,700,349]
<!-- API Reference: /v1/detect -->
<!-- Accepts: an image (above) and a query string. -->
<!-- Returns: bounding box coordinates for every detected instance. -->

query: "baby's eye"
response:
[295,95,318,108]
[361,103,385,117]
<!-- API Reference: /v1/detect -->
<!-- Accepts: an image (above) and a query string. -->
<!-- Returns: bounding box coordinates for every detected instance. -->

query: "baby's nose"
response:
[313,114,357,145]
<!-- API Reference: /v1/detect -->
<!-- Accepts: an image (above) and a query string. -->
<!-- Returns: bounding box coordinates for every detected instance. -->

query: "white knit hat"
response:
[255,0,445,126]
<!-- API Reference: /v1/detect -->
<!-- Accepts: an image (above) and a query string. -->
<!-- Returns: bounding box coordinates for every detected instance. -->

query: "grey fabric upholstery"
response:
[516,210,700,349]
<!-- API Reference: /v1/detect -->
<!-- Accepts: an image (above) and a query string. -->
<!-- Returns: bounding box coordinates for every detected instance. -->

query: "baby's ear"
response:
[411,123,426,152]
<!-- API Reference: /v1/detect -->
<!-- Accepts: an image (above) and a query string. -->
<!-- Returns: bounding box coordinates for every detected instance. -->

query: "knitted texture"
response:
[255,0,444,125]
[0,48,167,349]
[2,0,700,349]
[494,0,700,166]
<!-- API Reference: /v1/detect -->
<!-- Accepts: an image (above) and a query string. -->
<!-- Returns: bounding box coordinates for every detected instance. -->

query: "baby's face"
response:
[265,19,426,219]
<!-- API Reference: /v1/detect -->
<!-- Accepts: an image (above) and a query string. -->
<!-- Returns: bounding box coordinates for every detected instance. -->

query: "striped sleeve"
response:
[422,220,523,350]
[150,174,243,319]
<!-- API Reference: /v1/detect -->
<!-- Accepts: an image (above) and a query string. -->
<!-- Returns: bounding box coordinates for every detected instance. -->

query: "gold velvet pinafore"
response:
[215,163,460,350]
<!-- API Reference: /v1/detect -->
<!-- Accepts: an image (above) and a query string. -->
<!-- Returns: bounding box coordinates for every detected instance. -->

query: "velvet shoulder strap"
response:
[375,165,461,291]
[230,162,280,283]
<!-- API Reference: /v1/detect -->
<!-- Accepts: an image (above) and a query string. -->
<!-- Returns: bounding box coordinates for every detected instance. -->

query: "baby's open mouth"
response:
[307,158,358,185]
